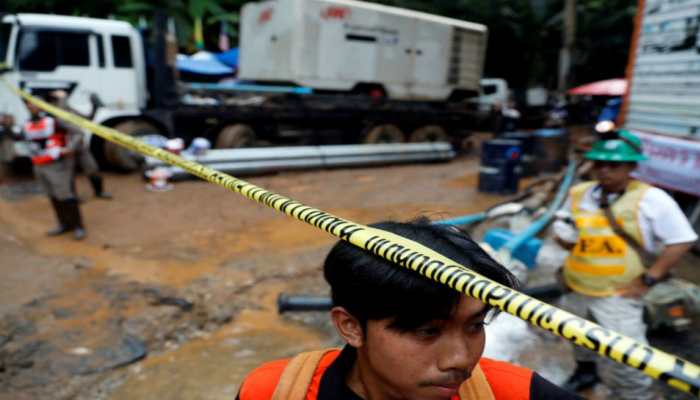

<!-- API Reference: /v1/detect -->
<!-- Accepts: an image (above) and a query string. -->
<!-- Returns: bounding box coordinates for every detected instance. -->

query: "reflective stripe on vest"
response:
[31,134,65,165]
[238,349,533,400]
[24,116,55,141]
[564,180,650,297]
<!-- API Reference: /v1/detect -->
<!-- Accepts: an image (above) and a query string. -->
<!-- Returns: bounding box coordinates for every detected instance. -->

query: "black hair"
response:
[323,217,520,332]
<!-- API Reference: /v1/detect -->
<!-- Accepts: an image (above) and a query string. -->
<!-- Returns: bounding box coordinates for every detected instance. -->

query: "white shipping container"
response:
[239,0,487,101]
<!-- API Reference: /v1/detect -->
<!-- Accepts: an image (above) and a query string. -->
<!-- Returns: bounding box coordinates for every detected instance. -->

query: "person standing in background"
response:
[554,130,697,399]
[23,96,87,240]
[48,90,112,200]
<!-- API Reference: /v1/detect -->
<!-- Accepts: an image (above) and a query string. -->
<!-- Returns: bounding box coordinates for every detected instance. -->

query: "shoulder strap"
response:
[458,364,495,400]
[271,349,336,400]
[600,191,655,267]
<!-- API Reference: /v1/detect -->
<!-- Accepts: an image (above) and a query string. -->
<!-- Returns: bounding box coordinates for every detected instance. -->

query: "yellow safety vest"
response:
[564,180,650,297]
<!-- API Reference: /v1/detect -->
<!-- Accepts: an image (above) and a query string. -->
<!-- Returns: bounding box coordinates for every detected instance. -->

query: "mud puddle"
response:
[104,281,332,400]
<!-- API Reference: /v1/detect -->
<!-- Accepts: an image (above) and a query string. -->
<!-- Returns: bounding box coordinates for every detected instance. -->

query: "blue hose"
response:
[185,82,314,94]
[502,160,577,254]
[434,212,487,226]
[435,162,576,229]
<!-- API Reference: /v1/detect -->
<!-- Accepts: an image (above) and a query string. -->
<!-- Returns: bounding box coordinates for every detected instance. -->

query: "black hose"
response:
[278,295,333,313]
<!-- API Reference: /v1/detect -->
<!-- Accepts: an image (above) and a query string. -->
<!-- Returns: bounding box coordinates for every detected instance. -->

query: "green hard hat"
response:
[585,130,648,162]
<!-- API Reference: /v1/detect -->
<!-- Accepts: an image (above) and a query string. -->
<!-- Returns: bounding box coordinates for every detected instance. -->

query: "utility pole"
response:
[558,0,576,91]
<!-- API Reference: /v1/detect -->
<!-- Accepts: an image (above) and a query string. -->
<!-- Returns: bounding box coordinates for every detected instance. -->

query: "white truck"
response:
[239,0,487,101]
[0,1,495,171]
[0,13,154,169]
[622,0,700,251]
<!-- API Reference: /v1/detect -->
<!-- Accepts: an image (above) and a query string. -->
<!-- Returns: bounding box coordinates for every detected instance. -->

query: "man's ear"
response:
[330,306,364,348]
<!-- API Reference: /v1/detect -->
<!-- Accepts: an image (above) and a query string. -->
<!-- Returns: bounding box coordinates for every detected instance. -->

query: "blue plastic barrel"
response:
[502,131,536,176]
[478,139,522,194]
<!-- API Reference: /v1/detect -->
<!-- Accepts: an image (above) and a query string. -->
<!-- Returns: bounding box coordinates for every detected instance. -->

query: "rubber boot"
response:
[89,175,112,199]
[563,361,600,393]
[47,197,70,236]
[64,198,87,241]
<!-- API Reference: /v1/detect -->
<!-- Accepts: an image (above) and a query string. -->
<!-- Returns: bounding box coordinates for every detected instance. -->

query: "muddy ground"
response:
[0,154,698,400]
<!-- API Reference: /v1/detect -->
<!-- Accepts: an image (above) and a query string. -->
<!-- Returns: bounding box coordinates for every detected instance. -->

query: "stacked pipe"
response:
[145,143,455,180]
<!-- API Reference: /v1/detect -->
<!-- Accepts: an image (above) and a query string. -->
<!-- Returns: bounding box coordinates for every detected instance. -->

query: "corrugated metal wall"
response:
[625,0,700,139]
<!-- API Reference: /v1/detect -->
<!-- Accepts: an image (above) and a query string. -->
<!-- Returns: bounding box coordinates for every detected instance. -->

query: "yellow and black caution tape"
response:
[7,82,700,397]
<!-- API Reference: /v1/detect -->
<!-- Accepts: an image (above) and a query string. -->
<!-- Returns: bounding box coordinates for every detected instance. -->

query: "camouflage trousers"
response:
[559,292,655,400]
[34,157,76,200]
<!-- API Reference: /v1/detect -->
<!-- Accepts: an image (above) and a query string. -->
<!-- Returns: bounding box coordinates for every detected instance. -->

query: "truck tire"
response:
[409,125,449,143]
[363,124,405,144]
[216,124,256,148]
[104,120,160,172]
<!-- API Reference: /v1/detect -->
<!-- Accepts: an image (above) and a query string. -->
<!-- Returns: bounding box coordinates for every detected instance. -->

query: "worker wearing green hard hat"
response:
[553,129,697,398]
[584,129,648,162]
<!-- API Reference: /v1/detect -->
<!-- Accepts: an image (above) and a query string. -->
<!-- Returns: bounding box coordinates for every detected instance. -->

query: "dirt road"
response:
[0,156,697,400]
[0,157,507,399]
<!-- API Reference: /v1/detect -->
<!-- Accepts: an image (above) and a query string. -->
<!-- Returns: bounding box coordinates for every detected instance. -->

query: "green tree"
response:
[369,0,635,88]
[571,0,636,83]
[115,0,243,51]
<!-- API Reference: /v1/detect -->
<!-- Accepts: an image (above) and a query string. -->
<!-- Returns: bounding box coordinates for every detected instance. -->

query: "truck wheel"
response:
[104,120,160,171]
[216,124,256,148]
[409,125,449,143]
[363,124,405,144]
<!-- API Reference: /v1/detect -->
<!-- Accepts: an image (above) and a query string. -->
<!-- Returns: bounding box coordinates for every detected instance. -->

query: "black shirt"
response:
[318,346,582,399]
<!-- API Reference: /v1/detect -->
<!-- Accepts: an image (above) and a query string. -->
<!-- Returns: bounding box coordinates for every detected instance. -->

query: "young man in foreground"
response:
[237,219,580,399]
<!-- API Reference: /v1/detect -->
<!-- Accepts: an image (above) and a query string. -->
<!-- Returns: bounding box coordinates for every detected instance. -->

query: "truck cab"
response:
[477,78,509,112]
[0,13,147,156]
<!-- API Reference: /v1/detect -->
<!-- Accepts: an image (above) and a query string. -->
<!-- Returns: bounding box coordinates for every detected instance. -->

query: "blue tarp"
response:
[176,51,235,76]
[215,48,239,69]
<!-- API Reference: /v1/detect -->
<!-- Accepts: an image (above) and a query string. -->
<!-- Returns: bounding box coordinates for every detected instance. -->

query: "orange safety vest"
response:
[24,116,55,141]
[238,349,533,400]
[31,134,66,165]
[24,116,67,165]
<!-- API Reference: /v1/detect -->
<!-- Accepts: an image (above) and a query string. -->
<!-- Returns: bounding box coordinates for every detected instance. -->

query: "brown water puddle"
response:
[1,195,476,289]
[108,281,329,400]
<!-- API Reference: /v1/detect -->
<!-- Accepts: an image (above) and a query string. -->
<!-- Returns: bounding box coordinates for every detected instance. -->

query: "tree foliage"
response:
[3,0,636,88]
[373,0,636,88]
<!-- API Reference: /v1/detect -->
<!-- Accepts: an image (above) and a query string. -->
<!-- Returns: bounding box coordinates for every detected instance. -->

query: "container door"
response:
[239,0,293,81]
[374,12,416,89]
[412,21,450,89]
[314,1,379,87]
